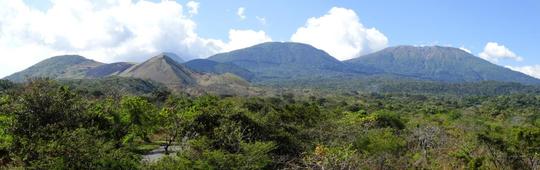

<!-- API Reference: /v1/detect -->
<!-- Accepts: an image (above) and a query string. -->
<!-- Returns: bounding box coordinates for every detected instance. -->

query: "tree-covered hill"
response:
[85,62,134,78]
[345,46,540,84]
[208,42,358,81]
[183,59,255,81]
[5,55,103,82]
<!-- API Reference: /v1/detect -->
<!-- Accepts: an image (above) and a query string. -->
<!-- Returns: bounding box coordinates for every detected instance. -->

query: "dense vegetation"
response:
[262,76,540,96]
[183,59,255,81]
[1,78,539,169]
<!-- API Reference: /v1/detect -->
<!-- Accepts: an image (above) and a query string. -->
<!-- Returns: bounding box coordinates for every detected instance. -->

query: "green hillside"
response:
[208,42,352,81]
[5,55,103,82]
[85,62,134,78]
[183,59,255,81]
[345,46,540,84]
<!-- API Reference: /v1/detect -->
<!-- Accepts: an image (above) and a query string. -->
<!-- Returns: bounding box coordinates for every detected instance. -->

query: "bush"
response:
[373,110,406,130]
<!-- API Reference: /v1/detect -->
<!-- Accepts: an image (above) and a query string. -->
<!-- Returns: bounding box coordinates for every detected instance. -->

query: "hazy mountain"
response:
[208,42,354,81]
[118,54,199,90]
[345,46,540,84]
[183,59,255,81]
[5,55,103,82]
[86,62,134,78]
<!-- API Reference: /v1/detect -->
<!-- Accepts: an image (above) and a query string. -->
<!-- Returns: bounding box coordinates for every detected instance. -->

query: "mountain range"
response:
[4,54,252,95]
[4,42,539,94]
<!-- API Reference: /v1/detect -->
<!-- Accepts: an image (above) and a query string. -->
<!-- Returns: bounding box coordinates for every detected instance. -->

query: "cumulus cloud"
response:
[186,1,199,16]
[478,42,523,63]
[506,65,540,79]
[290,7,388,61]
[0,0,271,78]
[237,7,246,20]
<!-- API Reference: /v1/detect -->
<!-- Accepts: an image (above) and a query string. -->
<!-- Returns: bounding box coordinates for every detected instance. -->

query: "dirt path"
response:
[141,145,181,162]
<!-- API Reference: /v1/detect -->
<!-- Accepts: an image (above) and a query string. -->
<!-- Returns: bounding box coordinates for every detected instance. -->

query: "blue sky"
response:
[1,0,539,78]
[188,0,539,65]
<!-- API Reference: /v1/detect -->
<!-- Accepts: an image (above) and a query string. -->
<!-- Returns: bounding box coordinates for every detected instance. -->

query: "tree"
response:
[411,126,443,168]
[27,128,140,169]
[159,95,193,154]
[511,126,540,170]
[354,128,406,169]
[6,79,86,166]
[119,96,157,145]
[87,98,128,147]
[0,80,15,92]
[0,95,13,165]
[297,144,362,169]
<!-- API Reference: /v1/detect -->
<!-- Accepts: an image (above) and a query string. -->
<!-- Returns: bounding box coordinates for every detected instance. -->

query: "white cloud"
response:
[219,29,272,52]
[478,42,523,63]
[506,65,540,79]
[237,7,246,20]
[0,0,271,78]
[459,47,472,54]
[256,16,266,25]
[290,7,388,61]
[186,1,199,16]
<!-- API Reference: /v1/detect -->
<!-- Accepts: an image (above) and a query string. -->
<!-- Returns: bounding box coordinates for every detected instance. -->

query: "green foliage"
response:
[27,128,140,169]
[158,95,194,153]
[268,76,540,96]
[144,138,275,170]
[299,144,361,169]
[7,79,86,165]
[337,110,374,126]
[0,80,15,92]
[2,78,540,169]
[372,110,406,129]
[354,128,406,155]
[62,76,167,97]
[120,96,157,145]
[2,79,141,169]
[0,95,13,165]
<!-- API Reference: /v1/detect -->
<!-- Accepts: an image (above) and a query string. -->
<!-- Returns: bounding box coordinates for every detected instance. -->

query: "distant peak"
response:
[153,53,169,58]
[157,52,175,57]
[389,45,463,51]
[48,55,87,60]
[374,45,472,57]
[256,41,316,47]
[151,52,185,63]
[40,55,102,64]
[148,54,173,62]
